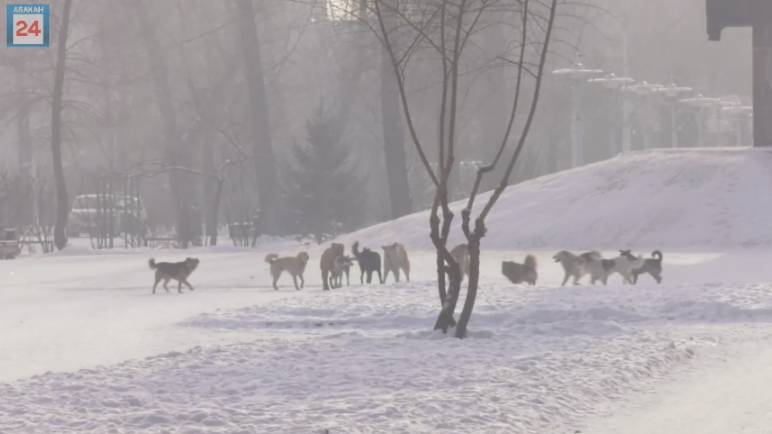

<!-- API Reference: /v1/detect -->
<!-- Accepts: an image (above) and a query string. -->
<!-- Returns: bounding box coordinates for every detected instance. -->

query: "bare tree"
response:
[234,0,282,235]
[51,0,74,250]
[371,0,559,337]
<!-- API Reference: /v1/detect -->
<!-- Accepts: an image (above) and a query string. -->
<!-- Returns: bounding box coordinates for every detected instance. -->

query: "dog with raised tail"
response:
[502,255,538,285]
[631,250,664,284]
[265,252,310,290]
[352,241,382,284]
[149,257,199,294]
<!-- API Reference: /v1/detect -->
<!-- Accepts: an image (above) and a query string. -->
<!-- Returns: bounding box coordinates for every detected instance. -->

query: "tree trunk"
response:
[208,179,225,246]
[50,0,73,250]
[136,0,195,247]
[380,33,413,218]
[455,235,480,338]
[235,0,281,235]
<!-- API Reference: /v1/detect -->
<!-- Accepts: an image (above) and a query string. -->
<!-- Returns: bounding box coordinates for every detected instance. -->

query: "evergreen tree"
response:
[285,102,365,242]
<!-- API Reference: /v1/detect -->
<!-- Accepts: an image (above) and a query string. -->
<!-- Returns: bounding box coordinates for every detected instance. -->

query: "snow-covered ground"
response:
[2,148,772,433]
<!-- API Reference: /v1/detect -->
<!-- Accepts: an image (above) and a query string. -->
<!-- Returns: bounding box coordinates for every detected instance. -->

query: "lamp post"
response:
[553,63,603,167]
[679,95,722,147]
[721,103,753,146]
[588,73,636,156]
[626,82,665,149]
[654,84,694,148]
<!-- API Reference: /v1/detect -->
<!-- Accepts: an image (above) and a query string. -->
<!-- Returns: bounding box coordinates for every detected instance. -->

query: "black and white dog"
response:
[631,250,663,284]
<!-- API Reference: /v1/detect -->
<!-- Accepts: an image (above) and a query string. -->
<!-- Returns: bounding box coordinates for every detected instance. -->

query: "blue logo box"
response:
[6,4,50,47]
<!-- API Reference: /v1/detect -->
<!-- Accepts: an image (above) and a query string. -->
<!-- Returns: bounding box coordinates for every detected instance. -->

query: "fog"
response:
[0,0,753,247]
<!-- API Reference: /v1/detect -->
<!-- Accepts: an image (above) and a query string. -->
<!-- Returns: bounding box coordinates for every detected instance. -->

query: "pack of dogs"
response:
[147,243,663,293]
[552,249,663,286]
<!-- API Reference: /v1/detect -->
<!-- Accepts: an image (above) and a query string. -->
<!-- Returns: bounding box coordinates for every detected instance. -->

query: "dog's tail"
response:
[148,258,157,270]
[265,253,279,264]
[352,241,361,258]
[651,250,663,263]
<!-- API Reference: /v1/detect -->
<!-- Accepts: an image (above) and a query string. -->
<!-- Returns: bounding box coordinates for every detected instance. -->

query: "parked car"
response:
[0,228,21,260]
[69,194,147,237]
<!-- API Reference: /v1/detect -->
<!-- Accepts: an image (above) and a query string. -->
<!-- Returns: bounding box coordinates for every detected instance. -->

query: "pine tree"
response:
[285,102,365,242]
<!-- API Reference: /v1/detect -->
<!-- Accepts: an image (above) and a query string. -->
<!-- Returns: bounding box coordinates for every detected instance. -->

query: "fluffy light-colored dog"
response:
[149,257,199,294]
[502,255,538,285]
[553,250,605,286]
[320,243,345,290]
[450,243,470,281]
[382,242,410,283]
[265,252,310,290]
[609,250,646,284]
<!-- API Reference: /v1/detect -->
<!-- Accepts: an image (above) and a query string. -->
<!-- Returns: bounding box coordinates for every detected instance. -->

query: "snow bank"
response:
[340,148,772,250]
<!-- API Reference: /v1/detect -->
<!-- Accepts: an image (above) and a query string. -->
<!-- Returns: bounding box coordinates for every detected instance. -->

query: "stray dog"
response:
[352,241,382,284]
[320,243,345,290]
[502,255,538,285]
[265,251,309,290]
[614,250,647,284]
[553,250,603,286]
[449,243,471,281]
[632,250,663,284]
[382,242,410,283]
[331,255,354,288]
[149,257,199,294]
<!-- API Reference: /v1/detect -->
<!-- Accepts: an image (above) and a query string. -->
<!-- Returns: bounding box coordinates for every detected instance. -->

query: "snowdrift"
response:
[341,148,772,250]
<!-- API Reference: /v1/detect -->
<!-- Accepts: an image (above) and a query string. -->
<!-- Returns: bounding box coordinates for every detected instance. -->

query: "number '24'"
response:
[15,19,42,37]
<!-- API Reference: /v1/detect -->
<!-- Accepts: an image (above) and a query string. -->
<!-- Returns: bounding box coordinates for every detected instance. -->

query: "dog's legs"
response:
[163,278,170,292]
[561,272,570,286]
[404,267,410,282]
[394,268,400,283]
[292,275,300,290]
[153,274,161,294]
[654,272,662,284]
[272,271,280,291]
[183,280,194,291]
[322,270,330,291]
[299,274,305,289]
[177,280,183,293]
[345,270,350,286]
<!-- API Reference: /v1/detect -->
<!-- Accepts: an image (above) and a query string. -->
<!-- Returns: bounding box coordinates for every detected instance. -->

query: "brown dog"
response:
[265,252,310,290]
[501,255,538,285]
[382,242,410,283]
[320,243,344,290]
[149,257,199,294]
[449,243,470,281]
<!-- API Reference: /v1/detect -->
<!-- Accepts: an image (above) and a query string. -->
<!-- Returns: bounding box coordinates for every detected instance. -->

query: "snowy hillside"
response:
[341,148,772,250]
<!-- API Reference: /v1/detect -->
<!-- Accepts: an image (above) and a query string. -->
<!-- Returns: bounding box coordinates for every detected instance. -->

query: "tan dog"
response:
[450,243,471,281]
[382,242,410,283]
[320,243,345,290]
[553,250,603,286]
[265,252,310,290]
[501,255,538,285]
[149,257,199,294]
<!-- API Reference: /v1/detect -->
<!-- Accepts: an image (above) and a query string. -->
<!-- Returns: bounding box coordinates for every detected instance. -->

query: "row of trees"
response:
[0,0,419,247]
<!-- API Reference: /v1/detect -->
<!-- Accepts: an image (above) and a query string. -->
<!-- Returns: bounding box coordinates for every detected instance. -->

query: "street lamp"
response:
[679,95,722,147]
[552,63,603,167]
[721,103,753,146]
[626,82,665,150]
[588,73,636,156]
[654,84,694,148]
